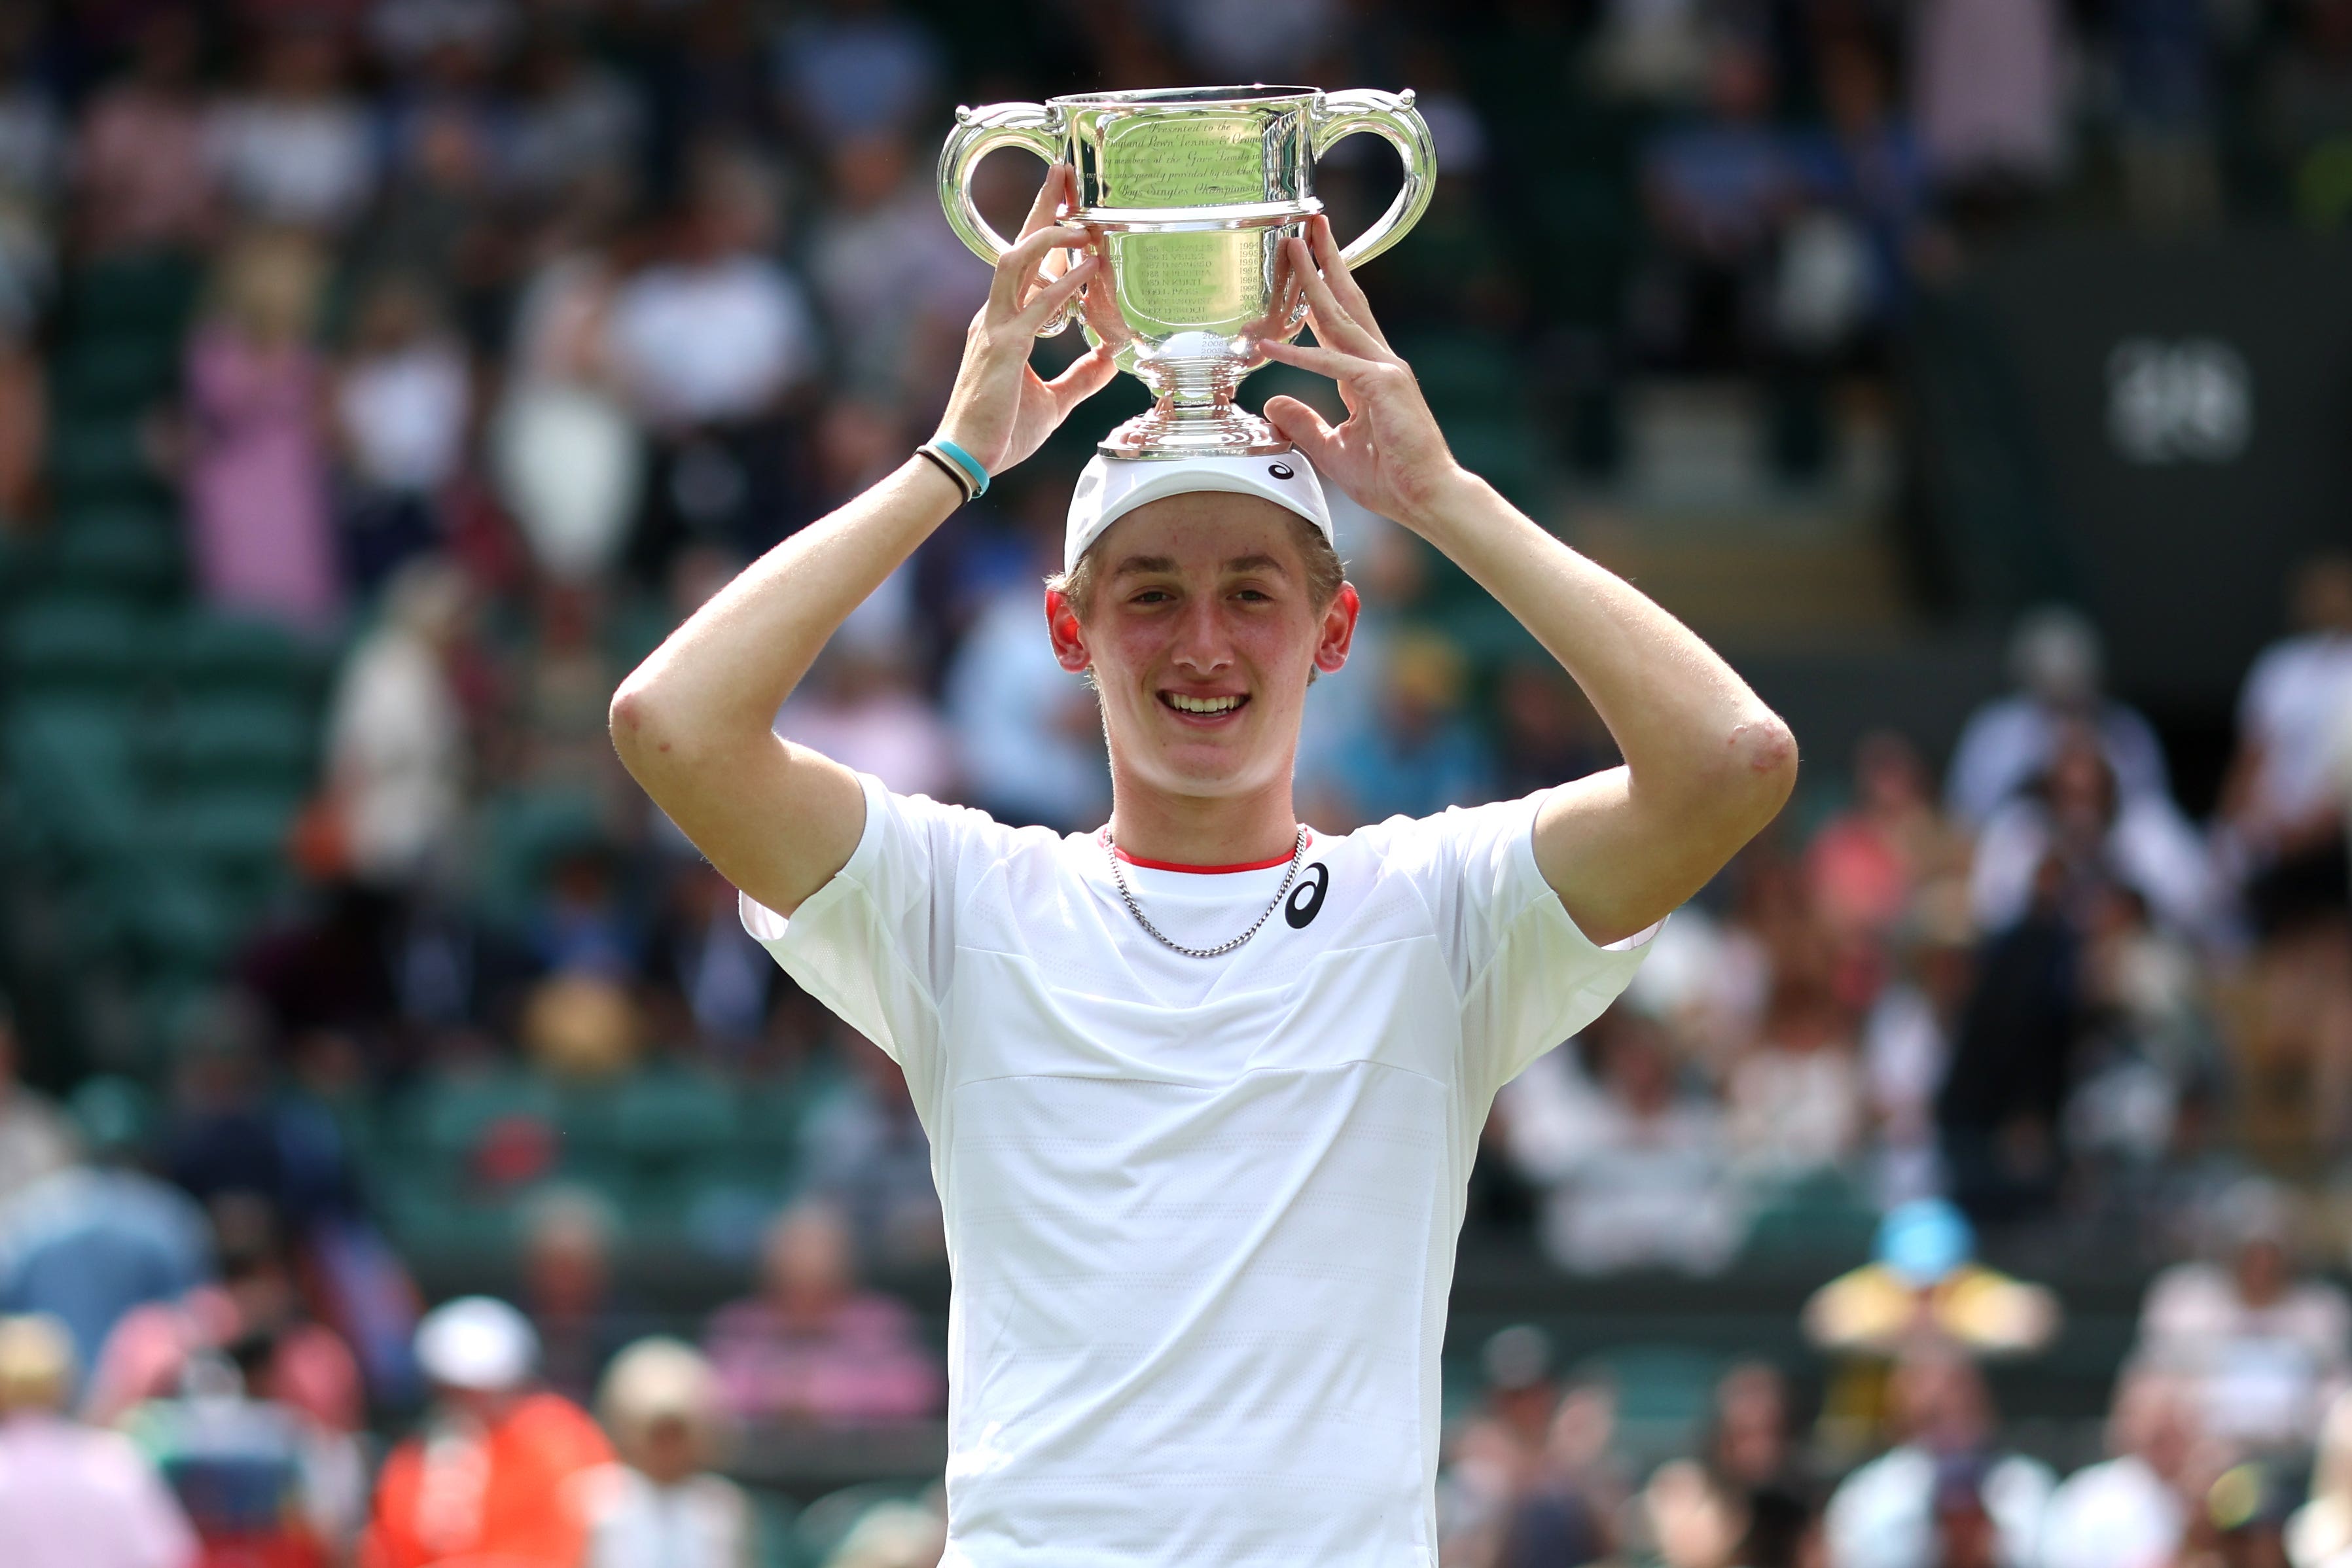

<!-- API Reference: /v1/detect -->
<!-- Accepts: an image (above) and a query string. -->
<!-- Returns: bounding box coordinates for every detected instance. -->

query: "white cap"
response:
[416,1296,539,1392]
[1064,452,1334,575]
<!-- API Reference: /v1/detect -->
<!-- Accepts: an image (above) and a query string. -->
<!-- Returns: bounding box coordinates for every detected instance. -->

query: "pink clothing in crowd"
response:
[1910,0,2067,185]
[185,324,342,632]
[73,88,216,255]
[703,1291,943,1423]
[0,1412,200,1568]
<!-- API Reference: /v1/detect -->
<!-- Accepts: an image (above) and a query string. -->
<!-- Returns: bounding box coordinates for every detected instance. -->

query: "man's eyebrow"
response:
[1222,553,1289,576]
[1109,554,1178,577]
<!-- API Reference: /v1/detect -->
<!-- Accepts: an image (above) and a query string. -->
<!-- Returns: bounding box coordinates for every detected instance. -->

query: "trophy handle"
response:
[1309,89,1438,269]
[939,101,1079,338]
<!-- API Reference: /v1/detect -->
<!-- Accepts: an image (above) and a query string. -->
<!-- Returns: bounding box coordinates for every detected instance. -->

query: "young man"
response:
[611,169,1796,1565]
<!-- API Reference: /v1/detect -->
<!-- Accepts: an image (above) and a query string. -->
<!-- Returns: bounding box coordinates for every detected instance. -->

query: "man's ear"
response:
[1314,582,1360,675]
[1045,587,1091,673]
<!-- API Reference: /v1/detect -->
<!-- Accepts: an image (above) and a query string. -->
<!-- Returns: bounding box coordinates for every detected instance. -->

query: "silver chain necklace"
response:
[1099,825,1310,959]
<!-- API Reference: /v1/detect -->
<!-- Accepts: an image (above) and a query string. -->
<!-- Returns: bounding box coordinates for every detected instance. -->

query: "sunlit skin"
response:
[1046,493,1359,863]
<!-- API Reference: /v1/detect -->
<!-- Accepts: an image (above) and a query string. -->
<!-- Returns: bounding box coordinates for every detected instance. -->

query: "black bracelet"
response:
[914,445,975,503]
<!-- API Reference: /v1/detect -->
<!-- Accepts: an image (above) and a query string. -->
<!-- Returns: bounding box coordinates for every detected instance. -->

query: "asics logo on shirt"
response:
[1284,863,1330,929]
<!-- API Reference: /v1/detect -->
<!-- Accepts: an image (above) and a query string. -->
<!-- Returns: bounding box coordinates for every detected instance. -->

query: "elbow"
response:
[1705,710,1797,830]
[607,679,672,776]
[1731,710,1800,816]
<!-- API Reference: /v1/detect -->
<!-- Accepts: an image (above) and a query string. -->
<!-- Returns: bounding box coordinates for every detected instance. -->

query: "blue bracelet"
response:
[930,437,991,497]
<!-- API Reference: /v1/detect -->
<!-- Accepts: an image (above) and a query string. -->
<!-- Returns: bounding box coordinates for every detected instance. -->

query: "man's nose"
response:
[1169,598,1234,673]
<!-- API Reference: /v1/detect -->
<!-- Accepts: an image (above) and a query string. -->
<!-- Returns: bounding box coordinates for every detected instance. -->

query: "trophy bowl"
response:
[940,84,1436,459]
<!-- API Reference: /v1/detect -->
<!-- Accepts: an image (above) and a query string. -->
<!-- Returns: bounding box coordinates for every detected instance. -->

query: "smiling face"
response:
[1046,492,1357,807]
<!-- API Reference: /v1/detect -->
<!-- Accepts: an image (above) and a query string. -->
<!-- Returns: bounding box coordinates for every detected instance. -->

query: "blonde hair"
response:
[0,1314,75,1415]
[597,1337,724,1467]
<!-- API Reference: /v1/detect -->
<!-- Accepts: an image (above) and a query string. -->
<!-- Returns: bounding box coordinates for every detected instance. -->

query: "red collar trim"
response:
[1099,830,1311,874]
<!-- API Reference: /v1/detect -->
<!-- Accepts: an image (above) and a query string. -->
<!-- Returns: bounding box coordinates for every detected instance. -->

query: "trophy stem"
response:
[1097,397,1292,459]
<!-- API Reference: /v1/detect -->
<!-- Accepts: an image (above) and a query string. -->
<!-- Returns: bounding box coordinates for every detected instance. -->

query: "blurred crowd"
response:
[8,1,2352,1567]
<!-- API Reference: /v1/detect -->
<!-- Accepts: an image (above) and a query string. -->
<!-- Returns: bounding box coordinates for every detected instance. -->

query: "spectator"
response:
[703,1200,942,1425]
[2264,0,2352,228]
[1725,979,1866,1178]
[495,246,645,582]
[607,143,819,569]
[1936,853,2082,1223]
[323,556,474,889]
[1823,1345,2054,1568]
[1440,1325,1579,1567]
[183,228,342,633]
[777,644,958,803]
[519,1186,635,1407]
[2039,1368,2208,1568]
[1324,630,1495,823]
[1705,1361,1803,1495]
[0,997,77,1207]
[585,1338,755,1568]
[644,861,788,1055]
[505,20,647,209]
[2135,1183,2352,1453]
[1637,40,1798,376]
[1493,658,1616,804]
[0,1078,213,1374]
[771,0,944,149]
[1944,607,2171,829]
[1804,1200,2061,1363]
[1806,732,1967,957]
[944,536,1111,832]
[71,9,217,257]
[802,1027,945,1272]
[1501,1007,1744,1275]
[332,274,470,596]
[1968,723,2215,941]
[806,132,984,411]
[2290,1387,2352,1567]
[2224,554,2352,1152]
[1860,887,1972,1207]
[1908,0,2069,206]
[0,1313,198,1568]
[362,1295,613,1568]
[206,22,376,235]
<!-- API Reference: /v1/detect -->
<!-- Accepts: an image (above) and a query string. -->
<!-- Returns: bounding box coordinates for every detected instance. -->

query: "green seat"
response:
[163,612,313,698]
[52,336,180,418]
[159,786,303,876]
[113,865,253,972]
[401,1071,560,1165]
[149,692,314,790]
[618,1069,740,1168]
[49,415,159,506]
[3,597,157,694]
[65,255,199,340]
[49,510,184,602]
[5,697,143,858]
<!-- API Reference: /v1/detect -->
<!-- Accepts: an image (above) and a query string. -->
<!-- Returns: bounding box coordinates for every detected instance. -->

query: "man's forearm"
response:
[610,456,963,773]
[1406,470,1793,810]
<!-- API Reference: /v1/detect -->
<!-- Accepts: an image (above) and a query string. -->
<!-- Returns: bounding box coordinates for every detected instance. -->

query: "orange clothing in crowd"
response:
[359,1392,613,1568]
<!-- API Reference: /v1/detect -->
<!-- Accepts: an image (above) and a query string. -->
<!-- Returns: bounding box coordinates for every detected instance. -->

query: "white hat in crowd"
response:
[1063,451,1334,575]
[415,1295,540,1392]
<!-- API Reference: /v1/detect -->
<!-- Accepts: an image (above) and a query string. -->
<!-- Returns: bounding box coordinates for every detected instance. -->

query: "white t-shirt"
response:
[741,772,1652,1567]
[2238,633,2352,825]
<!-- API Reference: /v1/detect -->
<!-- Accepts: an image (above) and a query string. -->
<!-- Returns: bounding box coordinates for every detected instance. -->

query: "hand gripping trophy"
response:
[938,85,1436,458]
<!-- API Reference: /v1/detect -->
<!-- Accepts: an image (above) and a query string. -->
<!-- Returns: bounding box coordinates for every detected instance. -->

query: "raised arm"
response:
[1261,217,1796,946]
[609,168,1113,917]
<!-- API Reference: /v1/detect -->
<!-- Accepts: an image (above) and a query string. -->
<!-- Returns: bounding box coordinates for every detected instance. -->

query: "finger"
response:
[1014,163,1071,241]
[1261,336,1385,382]
[1012,254,1099,333]
[1264,395,1342,469]
[1286,237,1386,361]
[1309,213,1390,351]
[1046,340,1120,411]
[989,224,1090,319]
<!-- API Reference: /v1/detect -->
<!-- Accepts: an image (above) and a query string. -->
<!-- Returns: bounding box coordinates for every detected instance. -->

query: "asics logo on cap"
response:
[1268,462,1294,480]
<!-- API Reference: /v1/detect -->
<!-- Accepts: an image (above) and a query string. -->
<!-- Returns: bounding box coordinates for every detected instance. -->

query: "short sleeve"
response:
[1365,789,1659,1104]
[739,772,1007,1100]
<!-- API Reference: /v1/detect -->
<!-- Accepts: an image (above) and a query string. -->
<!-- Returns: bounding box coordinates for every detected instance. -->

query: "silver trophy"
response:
[940,85,1436,458]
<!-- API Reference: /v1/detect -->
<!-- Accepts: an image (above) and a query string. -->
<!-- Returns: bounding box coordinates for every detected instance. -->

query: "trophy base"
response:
[1097,404,1293,460]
